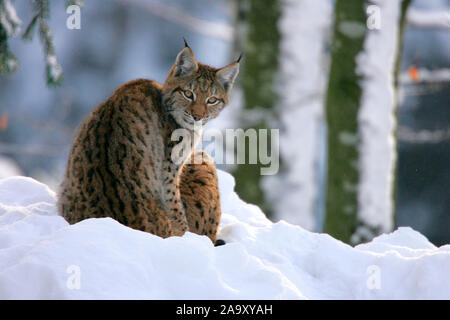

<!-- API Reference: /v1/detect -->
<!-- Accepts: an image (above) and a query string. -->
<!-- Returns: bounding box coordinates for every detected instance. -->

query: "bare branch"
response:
[407,9,450,29]
[398,126,450,144]
[399,68,450,84]
[116,0,232,41]
[0,143,64,157]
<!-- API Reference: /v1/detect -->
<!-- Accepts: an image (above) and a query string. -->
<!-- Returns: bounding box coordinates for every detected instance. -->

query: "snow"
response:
[0,170,449,299]
[264,0,333,231]
[354,0,401,243]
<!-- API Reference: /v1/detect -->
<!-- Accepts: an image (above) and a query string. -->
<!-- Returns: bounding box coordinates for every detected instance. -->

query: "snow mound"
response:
[0,156,23,179]
[0,172,449,299]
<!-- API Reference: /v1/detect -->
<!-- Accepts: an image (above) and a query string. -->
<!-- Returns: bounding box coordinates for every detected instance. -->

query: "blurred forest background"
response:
[0,0,449,245]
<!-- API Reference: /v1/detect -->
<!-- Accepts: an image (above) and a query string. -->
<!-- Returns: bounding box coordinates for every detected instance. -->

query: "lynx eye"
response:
[182,90,194,100]
[206,97,219,105]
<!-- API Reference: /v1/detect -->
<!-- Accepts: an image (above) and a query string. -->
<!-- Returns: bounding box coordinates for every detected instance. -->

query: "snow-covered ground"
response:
[0,170,449,299]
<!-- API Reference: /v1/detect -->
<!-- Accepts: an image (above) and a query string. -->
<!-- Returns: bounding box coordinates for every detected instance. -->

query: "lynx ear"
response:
[173,47,198,77]
[216,62,239,92]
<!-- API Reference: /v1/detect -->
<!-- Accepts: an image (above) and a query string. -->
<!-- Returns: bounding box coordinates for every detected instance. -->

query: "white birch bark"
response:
[353,0,402,243]
[263,0,333,231]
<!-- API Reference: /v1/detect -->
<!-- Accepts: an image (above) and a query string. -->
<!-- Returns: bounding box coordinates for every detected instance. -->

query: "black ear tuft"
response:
[183,37,190,48]
[236,53,243,63]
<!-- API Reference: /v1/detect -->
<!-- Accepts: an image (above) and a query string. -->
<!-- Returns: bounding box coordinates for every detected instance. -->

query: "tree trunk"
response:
[231,0,281,216]
[265,0,333,231]
[392,0,412,226]
[324,0,412,244]
[323,0,367,243]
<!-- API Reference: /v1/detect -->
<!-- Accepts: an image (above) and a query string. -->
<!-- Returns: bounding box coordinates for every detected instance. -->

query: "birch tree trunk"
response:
[263,0,333,231]
[324,0,411,244]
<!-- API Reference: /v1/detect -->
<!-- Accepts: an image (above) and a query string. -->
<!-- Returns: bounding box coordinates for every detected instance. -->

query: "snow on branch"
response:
[407,8,450,29]
[21,0,63,85]
[399,68,450,84]
[0,0,22,37]
[117,0,233,41]
[397,126,450,144]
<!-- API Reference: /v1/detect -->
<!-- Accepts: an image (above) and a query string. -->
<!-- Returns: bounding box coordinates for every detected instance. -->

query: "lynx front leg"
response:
[164,185,190,236]
[161,160,190,236]
[142,197,174,238]
[180,150,222,244]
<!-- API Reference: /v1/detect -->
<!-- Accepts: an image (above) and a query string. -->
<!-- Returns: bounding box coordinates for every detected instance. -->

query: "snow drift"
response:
[0,170,449,299]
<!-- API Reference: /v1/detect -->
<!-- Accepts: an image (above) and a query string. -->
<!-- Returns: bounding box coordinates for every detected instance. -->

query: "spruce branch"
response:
[0,0,22,37]
[30,0,63,86]
[0,1,21,74]
[22,14,39,41]
[66,0,84,7]
[0,0,63,86]
[38,17,63,85]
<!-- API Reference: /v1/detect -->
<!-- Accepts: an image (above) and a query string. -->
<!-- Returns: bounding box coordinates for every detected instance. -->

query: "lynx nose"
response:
[192,113,203,121]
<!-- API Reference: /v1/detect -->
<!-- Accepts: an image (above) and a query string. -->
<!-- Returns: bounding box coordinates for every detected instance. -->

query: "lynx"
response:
[57,42,239,245]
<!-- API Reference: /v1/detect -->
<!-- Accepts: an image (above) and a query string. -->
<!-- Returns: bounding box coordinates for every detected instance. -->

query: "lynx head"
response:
[162,42,240,130]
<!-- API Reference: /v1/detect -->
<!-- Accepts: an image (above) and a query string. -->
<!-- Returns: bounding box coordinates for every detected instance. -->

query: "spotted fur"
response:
[58,46,239,243]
